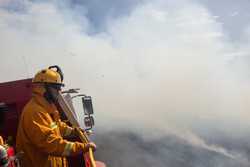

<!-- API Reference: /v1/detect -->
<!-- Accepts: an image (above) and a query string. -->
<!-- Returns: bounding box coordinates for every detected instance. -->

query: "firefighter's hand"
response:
[85,142,97,152]
[72,127,88,136]
[70,127,82,137]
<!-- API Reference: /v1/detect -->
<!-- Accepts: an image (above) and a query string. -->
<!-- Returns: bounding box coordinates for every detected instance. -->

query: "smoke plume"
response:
[1,0,250,166]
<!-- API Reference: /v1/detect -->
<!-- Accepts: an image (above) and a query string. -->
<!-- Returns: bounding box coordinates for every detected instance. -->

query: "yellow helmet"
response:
[32,65,64,86]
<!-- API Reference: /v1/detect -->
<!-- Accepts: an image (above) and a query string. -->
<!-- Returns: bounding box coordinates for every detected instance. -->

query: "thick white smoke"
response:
[1,0,250,166]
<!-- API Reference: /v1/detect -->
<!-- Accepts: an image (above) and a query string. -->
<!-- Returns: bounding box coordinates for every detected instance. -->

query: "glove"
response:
[85,142,97,152]
[72,127,83,137]
[72,141,96,155]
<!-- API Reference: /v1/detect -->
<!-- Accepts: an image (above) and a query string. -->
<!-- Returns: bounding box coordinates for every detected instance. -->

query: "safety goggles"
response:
[47,84,63,91]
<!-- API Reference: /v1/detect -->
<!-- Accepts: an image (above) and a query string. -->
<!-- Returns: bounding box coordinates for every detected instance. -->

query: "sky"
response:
[1,0,250,166]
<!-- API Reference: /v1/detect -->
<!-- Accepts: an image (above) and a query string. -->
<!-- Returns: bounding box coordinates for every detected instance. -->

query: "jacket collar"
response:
[32,93,60,121]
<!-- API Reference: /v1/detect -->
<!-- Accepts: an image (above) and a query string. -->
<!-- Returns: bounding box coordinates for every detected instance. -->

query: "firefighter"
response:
[0,136,3,146]
[16,65,96,167]
[0,145,8,167]
[0,106,5,146]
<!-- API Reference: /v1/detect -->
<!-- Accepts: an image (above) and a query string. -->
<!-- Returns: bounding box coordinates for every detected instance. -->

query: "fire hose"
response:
[75,127,96,167]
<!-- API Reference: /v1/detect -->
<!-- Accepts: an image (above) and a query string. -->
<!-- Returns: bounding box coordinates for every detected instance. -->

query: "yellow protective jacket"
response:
[16,89,87,167]
[0,136,4,145]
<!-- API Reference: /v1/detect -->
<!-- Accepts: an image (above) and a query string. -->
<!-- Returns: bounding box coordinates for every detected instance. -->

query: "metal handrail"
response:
[71,94,86,99]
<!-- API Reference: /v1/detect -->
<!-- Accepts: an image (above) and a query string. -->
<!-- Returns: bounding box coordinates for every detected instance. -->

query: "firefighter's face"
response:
[48,85,62,101]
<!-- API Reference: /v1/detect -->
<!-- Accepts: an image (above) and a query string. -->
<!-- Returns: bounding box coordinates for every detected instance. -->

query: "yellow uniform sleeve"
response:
[23,109,86,157]
[58,120,74,137]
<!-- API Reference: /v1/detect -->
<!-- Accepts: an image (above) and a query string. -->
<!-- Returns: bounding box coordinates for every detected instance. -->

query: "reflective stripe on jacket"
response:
[16,92,86,167]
